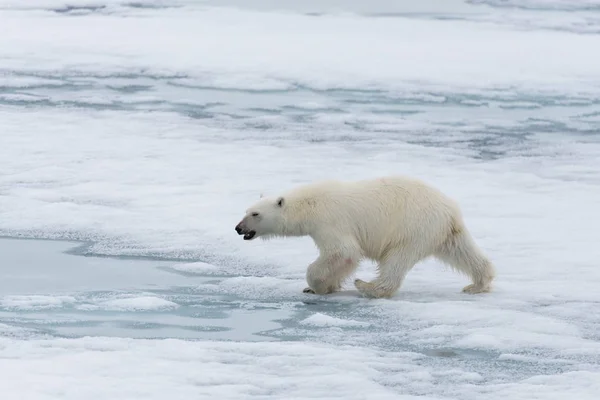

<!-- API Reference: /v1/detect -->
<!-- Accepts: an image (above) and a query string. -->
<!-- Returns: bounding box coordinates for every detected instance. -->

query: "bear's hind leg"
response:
[434,225,495,294]
[354,251,422,299]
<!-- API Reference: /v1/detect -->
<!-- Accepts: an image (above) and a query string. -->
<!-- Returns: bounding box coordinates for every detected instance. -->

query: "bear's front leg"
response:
[303,252,359,295]
[304,256,343,295]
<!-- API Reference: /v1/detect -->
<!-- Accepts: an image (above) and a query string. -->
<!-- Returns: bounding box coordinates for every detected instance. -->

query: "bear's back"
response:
[295,176,460,260]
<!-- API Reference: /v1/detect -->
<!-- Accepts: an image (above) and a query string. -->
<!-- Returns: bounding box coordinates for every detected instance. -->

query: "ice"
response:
[0,337,443,400]
[1,295,77,310]
[1,0,600,398]
[0,336,599,399]
[0,76,65,88]
[470,0,600,11]
[300,313,371,328]
[0,238,294,342]
[0,1,599,91]
[0,238,211,294]
[169,261,220,275]
[1,235,597,397]
[87,296,180,311]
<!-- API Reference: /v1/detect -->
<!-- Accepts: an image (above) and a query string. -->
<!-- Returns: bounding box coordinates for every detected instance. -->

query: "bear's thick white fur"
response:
[235,175,495,298]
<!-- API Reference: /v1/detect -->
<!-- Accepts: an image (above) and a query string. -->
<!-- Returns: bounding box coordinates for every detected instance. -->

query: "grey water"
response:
[0,237,292,341]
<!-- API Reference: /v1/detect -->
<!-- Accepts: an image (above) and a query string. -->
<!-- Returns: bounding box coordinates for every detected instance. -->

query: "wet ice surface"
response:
[0,238,290,341]
[1,0,600,398]
[2,237,600,399]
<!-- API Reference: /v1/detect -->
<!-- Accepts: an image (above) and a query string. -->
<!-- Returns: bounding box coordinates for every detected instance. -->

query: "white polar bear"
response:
[234,175,495,298]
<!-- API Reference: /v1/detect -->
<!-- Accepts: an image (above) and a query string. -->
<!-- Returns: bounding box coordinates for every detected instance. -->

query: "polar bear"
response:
[234,175,495,298]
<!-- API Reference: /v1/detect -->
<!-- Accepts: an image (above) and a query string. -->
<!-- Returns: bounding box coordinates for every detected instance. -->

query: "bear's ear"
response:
[259,193,264,199]
[276,197,284,207]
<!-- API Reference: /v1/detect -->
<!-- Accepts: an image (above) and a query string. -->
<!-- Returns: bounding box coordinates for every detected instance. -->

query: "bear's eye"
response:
[251,212,260,217]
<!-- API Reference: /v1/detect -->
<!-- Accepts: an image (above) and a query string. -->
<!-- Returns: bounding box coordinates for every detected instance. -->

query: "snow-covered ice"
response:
[1,0,600,398]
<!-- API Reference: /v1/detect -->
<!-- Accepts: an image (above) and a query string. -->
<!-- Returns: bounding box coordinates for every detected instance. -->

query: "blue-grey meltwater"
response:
[0,238,291,341]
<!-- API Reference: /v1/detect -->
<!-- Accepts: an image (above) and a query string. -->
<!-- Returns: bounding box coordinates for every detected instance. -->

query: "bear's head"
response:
[235,195,286,241]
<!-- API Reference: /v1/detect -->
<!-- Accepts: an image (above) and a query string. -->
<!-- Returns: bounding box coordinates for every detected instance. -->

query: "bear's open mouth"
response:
[243,230,256,240]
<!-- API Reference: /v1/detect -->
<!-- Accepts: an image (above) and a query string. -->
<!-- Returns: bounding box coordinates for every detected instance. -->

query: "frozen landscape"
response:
[1,0,600,398]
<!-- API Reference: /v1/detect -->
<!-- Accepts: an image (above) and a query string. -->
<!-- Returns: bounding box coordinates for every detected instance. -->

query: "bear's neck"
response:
[279,212,316,237]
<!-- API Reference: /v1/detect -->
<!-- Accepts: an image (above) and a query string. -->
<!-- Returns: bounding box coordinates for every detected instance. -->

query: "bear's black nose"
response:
[235,224,242,234]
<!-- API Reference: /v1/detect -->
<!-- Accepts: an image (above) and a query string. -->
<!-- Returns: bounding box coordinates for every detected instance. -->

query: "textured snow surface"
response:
[1,336,599,400]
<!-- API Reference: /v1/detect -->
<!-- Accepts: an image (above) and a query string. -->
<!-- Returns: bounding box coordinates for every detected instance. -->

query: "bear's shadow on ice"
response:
[299,285,481,305]
[300,289,362,305]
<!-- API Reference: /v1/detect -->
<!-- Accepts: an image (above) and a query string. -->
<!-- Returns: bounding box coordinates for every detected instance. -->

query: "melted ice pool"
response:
[0,237,293,341]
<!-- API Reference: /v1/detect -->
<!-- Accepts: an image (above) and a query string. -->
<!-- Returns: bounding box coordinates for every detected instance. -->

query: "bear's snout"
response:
[235,220,257,240]
[235,223,243,234]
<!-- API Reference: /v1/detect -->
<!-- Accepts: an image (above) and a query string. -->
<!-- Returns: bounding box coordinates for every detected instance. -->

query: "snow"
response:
[470,0,600,11]
[0,0,599,398]
[0,336,598,400]
[300,313,371,328]
[0,295,77,310]
[87,296,180,311]
[0,338,458,400]
[1,1,600,91]
[169,261,220,275]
